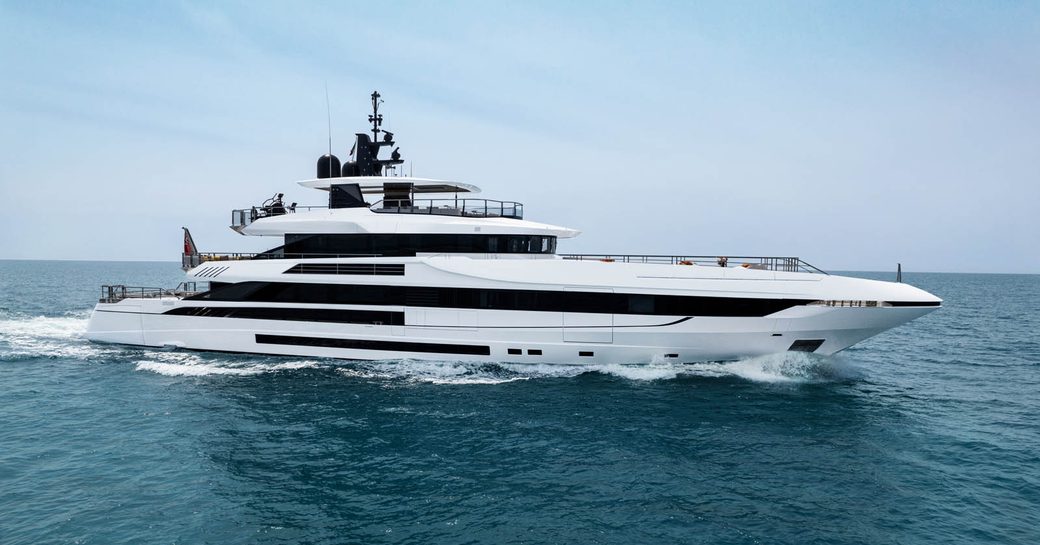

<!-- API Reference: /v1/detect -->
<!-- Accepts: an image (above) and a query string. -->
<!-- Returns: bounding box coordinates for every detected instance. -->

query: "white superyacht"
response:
[87,92,941,363]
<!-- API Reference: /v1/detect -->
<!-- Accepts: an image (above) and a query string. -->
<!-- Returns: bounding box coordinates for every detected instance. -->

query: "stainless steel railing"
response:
[230,198,524,230]
[371,199,524,219]
[98,282,205,303]
[558,254,827,274]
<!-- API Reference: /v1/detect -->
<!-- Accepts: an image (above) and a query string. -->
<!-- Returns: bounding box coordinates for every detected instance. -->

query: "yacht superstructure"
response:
[86,92,941,363]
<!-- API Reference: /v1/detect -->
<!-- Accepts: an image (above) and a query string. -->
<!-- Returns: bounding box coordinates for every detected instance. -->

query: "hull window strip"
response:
[255,334,491,356]
[192,282,813,317]
[284,263,405,276]
[164,306,403,325]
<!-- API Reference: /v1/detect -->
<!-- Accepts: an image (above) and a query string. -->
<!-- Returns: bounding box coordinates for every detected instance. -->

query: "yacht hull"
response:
[87,257,941,363]
[87,300,937,364]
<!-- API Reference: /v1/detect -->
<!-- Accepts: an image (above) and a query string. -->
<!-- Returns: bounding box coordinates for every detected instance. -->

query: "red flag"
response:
[182,227,198,256]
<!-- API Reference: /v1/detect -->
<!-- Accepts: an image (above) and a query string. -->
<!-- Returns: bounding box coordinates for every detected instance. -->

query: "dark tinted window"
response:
[283,233,557,256]
[192,281,812,317]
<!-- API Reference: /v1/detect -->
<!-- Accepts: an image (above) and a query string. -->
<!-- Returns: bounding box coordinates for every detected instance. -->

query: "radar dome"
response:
[317,154,341,179]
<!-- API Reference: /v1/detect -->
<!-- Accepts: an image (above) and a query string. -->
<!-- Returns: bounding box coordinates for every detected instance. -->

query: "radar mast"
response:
[316,90,404,179]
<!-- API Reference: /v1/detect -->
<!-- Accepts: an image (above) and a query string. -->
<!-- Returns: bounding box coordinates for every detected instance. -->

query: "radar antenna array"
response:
[368,91,384,142]
[315,90,405,179]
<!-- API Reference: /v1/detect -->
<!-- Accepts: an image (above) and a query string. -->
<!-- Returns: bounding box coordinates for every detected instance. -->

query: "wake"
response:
[337,352,861,385]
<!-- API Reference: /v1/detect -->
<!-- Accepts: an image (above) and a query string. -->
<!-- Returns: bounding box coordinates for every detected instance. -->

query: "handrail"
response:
[371,198,523,219]
[558,254,827,274]
[184,251,824,273]
[183,252,257,269]
[231,205,328,230]
[183,252,382,269]
[230,199,524,230]
[99,282,205,303]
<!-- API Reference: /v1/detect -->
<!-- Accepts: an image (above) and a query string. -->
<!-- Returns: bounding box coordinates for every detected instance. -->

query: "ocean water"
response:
[1,260,1037,545]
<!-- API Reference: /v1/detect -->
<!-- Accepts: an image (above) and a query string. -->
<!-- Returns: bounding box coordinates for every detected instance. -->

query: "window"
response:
[191,281,813,317]
[284,263,405,275]
[282,233,558,256]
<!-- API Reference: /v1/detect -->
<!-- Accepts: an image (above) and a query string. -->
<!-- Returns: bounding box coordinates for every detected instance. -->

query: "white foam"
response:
[597,364,685,381]
[335,353,860,385]
[133,351,322,377]
[699,352,861,383]
[0,314,88,342]
[135,360,263,376]
[339,360,681,384]
[0,314,115,360]
[339,360,530,385]
[500,362,683,381]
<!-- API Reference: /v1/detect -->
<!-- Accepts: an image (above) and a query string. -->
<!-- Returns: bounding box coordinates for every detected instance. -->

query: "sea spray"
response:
[0,313,106,361]
[133,351,323,377]
[714,351,863,383]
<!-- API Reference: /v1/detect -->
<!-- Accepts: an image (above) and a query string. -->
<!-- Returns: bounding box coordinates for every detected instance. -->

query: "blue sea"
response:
[1,260,1037,544]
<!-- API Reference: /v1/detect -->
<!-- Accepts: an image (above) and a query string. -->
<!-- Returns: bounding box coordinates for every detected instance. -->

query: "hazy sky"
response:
[2,1,1038,273]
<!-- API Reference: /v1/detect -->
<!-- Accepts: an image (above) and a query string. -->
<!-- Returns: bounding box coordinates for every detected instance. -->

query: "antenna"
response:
[368,90,383,142]
[325,82,333,178]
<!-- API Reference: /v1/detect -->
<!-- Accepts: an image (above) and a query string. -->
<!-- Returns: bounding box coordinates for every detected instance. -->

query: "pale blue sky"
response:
[1,1,1038,272]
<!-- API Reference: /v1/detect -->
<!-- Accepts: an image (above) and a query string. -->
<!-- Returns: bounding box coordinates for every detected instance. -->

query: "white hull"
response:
[87,256,940,364]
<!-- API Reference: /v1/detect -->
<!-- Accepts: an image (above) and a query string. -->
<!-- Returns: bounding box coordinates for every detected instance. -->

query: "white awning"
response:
[297,176,481,194]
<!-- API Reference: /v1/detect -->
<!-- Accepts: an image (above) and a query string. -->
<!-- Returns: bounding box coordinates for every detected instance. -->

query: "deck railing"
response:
[231,205,326,231]
[183,252,383,269]
[558,254,827,274]
[99,282,205,303]
[183,251,824,273]
[183,252,259,269]
[230,199,524,230]
[371,199,523,219]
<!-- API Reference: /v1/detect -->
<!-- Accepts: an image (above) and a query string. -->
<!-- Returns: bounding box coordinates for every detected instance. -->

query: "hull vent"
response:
[194,266,230,278]
[788,339,825,352]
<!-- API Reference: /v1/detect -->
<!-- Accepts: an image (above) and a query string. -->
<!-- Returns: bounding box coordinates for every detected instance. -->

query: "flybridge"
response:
[230,92,526,231]
[310,91,505,212]
[230,196,525,232]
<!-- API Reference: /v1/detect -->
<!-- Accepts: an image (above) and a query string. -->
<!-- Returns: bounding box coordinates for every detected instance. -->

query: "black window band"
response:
[164,306,403,325]
[190,281,813,317]
[281,233,557,257]
[284,263,405,275]
[255,334,491,356]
